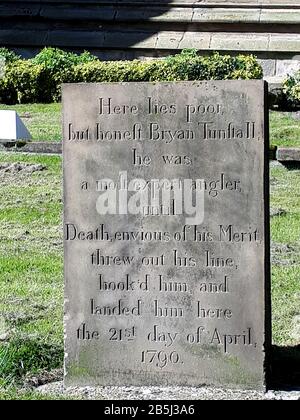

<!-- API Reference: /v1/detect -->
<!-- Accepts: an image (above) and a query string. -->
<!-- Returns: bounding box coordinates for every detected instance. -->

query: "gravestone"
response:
[63,81,271,390]
[0,110,31,141]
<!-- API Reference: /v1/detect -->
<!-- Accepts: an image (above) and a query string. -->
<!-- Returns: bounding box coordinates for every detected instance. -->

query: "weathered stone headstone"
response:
[0,110,31,141]
[63,81,271,390]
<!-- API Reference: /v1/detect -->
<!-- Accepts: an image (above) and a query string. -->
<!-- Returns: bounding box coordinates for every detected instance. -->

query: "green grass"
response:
[270,111,300,147]
[0,389,70,400]
[271,166,300,244]
[0,152,299,398]
[0,104,300,147]
[270,164,300,345]
[0,153,63,389]
[0,383,78,400]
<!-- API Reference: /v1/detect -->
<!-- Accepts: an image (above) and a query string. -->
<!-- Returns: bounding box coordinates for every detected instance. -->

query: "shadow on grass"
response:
[270,345,300,390]
[279,162,300,170]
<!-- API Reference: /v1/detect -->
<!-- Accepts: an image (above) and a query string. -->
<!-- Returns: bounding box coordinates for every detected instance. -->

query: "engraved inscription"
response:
[64,81,269,389]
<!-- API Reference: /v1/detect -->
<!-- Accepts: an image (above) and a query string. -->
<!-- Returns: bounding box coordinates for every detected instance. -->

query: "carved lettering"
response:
[154,300,184,318]
[64,81,268,388]
[197,303,233,319]
[219,225,260,242]
[90,299,142,317]
[99,97,139,115]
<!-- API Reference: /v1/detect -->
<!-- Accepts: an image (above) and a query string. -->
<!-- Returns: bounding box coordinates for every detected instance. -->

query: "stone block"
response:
[0,110,31,141]
[63,81,271,390]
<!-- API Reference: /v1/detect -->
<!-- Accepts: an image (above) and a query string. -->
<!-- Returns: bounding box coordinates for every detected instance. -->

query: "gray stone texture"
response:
[277,147,300,162]
[276,60,300,78]
[259,60,276,78]
[15,142,62,154]
[261,59,300,80]
[63,81,270,390]
[1,1,300,58]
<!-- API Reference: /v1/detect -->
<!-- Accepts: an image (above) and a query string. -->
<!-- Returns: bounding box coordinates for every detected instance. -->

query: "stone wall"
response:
[1,0,300,78]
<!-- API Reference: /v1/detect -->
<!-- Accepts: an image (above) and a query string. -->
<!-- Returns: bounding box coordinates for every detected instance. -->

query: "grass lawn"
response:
[0,153,63,393]
[270,112,300,148]
[270,164,300,345]
[0,151,299,398]
[0,104,300,147]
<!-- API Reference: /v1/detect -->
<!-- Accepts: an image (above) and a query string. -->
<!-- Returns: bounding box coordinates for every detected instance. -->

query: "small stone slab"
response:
[0,141,62,154]
[15,142,62,154]
[277,148,300,162]
[0,110,31,141]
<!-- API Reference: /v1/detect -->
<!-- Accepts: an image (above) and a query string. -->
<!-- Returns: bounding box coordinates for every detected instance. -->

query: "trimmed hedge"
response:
[0,61,46,104]
[71,52,262,83]
[0,48,263,104]
[283,70,300,107]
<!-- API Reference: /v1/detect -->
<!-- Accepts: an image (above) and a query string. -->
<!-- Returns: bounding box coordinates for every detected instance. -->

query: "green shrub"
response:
[0,48,21,63]
[30,48,98,102]
[0,50,22,103]
[283,70,300,107]
[0,48,263,104]
[32,47,97,72]
[73,52,262,84]
[0,60,46,104]
[71,60,152,83]
[156,52,262,81]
